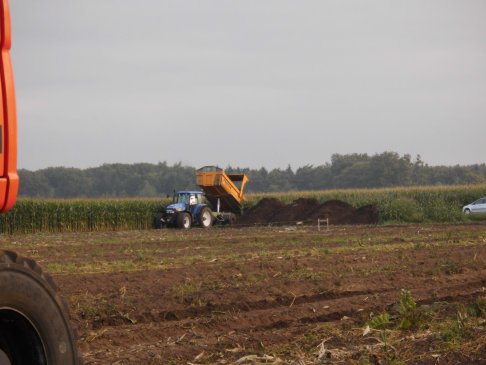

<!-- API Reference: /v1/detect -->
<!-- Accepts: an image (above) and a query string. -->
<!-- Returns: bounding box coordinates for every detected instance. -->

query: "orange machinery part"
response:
[0,0,18,213]
[196,166,248,214]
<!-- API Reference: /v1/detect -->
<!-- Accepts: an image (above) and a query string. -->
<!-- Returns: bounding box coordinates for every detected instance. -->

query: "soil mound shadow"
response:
[238,198,379,226]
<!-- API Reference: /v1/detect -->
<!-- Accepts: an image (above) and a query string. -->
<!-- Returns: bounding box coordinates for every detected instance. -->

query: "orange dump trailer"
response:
[196,166,249,215]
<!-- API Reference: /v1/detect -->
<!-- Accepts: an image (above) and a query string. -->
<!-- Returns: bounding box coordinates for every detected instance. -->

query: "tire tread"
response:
[0,249,83,364]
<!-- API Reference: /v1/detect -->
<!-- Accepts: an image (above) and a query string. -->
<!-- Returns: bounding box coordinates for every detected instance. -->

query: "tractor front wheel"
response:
[177,212,192,229]
[153,213,164,229]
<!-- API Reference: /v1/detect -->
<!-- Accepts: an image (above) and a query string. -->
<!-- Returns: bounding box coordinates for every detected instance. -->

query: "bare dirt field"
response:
[2,223,486,364]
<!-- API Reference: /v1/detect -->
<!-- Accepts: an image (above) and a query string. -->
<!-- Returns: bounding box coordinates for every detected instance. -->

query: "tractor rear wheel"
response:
[177,212,191,229]
[198,207,213,228]
[0,250,82,365]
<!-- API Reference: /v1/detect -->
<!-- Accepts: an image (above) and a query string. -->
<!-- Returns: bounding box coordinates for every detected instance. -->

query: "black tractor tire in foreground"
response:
[177,212,192,229]
[0,250,82,365]
[198,207,213,228]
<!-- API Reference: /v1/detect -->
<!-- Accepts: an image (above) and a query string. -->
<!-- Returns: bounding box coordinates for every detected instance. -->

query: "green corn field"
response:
[0,198,164,234]
[0,184,485,234]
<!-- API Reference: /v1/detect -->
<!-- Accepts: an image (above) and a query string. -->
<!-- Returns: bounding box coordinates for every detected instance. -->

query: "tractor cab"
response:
[167,191,204,213]
[174,191,204,206]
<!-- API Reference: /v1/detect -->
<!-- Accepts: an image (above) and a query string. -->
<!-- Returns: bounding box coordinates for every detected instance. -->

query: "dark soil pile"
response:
[238,198,379,225]
[237,198,286,224]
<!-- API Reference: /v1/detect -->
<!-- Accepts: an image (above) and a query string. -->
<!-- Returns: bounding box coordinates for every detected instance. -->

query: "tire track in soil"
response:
[81,263,486,328]
[79,277,486,365]
[88,272,486,334]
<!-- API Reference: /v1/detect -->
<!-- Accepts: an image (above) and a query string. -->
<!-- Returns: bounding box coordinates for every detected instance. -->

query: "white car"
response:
[463,197,486,214]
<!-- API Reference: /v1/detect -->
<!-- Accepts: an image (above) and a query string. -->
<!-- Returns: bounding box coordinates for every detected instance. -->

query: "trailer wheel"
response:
[225,213,237,225]
[198,207,213,228]
[177,212,191,229]
[0,250,82,365]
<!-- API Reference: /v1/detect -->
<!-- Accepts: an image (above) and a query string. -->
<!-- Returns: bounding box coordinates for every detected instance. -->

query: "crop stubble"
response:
[1,224,486,364]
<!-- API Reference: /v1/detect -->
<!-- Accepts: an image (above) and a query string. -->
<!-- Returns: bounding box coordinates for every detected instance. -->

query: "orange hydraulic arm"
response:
[0,0,18,213]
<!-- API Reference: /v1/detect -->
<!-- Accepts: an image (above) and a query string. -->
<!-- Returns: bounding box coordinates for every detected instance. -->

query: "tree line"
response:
[18,152,486,198]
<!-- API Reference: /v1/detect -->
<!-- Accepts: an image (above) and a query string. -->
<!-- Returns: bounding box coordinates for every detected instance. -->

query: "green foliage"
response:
[397,290,418,330]
[18,153,486,198]
[367,311,406,364]
[364,293,485,362]
[19,162,197,198]
[1,183,486,233]
[468,297,486,318]
[0,198,164,234]
[368,291,420,331]
[441,306,469,342]
[384,198,424,223]
[465,213,486,222]
[369,312,391,330]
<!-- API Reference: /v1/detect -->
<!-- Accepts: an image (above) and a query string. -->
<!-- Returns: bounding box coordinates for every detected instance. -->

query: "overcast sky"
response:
[10,0,486,170]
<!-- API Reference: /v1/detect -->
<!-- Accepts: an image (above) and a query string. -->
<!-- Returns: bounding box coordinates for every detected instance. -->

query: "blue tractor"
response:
[155,166,248,229]
[158,191,214,229]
